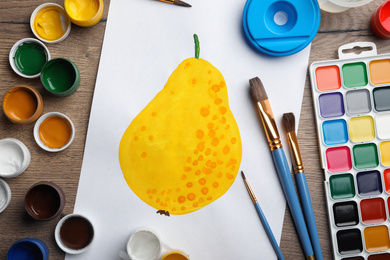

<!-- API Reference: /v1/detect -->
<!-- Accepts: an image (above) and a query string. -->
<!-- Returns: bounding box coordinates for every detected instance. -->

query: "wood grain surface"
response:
[0,1,109,259]
[0,0,388,259]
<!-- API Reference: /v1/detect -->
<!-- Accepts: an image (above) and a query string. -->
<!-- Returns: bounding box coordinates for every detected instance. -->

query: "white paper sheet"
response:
[68,0,311,259]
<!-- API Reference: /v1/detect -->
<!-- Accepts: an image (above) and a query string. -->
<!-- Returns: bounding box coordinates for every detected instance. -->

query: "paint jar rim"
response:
[33,112,75,152]
[7,238,49,260]
[9,38,51,78]
[317,1,350,13]
[0,138,31,178]
[24,181,66,220]
[0,178,11,214]
[126,227,163,260]
[160,249,190,260]
[318,0,372,12]
[326,0,372,8]
[40,58,81,97]
[54,213,95,254]
[64,0,104,27]
[3,85,44,125]
[30,3,71,44]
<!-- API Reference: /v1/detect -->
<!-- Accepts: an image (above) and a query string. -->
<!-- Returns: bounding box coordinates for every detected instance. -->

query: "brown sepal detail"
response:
[156,210,170,217]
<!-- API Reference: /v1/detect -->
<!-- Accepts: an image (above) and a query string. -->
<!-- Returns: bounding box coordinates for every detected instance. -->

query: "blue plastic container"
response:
[243,0,321,56]
[7,238,49,260]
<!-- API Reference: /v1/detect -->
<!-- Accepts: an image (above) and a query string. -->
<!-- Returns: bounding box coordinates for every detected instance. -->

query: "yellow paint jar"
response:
[30,3,71,44]
[34,112,75,152]
[2,85,44,125]
[64,0,104,27]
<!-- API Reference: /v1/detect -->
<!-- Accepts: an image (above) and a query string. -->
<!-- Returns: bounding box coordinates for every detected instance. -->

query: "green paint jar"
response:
[40,58,80,97]
[9,38,50,78]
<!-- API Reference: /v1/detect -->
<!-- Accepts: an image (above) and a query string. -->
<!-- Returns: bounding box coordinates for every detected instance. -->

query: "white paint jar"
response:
[0,178,11,213]
[0,138,31,178]
[120,228,190,260]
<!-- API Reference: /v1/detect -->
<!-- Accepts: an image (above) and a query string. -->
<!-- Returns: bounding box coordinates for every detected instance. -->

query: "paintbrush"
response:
[241,171,284,260]
[156,0,191,7]
[249,77,315,260]
[282,113,323,260]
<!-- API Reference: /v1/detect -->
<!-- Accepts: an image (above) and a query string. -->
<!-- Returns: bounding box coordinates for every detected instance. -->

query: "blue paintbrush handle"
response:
[271,148,314,258]
[254,202,284,260]
[296,172,323,260]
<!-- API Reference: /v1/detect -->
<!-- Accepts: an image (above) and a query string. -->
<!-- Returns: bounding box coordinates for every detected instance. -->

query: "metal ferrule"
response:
[243,179,258,204]
[257,100,282,151]
[306,255,316,260]
[287,131,304,174]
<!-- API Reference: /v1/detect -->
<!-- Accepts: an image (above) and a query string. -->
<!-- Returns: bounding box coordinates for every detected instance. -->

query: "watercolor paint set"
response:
[309,42,390,260]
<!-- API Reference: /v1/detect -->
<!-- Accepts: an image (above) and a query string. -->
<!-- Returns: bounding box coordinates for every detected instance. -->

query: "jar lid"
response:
[9,38,50,79]
[0,138,31,178]
[242,0,320,56]
[0,179,11,213]
[54,213,94,254]
[30,3,71,44]
[34,112,75,152]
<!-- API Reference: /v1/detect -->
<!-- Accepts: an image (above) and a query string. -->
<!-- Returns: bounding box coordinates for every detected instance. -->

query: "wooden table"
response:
[0,0,387,259]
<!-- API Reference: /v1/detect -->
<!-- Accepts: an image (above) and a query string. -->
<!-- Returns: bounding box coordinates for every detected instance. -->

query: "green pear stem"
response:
[194,34,200,59]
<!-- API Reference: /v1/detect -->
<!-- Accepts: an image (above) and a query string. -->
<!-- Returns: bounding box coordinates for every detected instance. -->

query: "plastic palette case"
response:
[309,42,390,260]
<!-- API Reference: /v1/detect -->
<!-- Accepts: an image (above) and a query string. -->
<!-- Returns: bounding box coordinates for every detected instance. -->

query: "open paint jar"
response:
[55,213,94,254]
[127,228,162,260]
[10,40,81,96]
[3,85,44,125]
[0,138,31,178]
[25,181,65,220]
[64,0,104,27]
[33,112,75,152]
[7,238,49,260]
[122,228,190,260]
[160,250,190,260]
[30,3,71,43]
[9,38,50,78]
[317,0,372,13]
[40,58,80,97]
[0,179,11,213]
[371,1,390,39]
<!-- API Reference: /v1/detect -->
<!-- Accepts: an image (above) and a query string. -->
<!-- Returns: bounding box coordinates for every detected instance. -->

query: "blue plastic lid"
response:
[7,238,49,260]
[243,0,321,56]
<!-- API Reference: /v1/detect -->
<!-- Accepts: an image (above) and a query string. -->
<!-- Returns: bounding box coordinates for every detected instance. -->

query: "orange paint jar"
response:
[161,250,190,260]
[34,112,75,152]
[3,85,43,125]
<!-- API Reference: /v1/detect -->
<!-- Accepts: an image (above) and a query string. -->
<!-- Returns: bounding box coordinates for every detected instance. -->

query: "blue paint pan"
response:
[242,0,321,56]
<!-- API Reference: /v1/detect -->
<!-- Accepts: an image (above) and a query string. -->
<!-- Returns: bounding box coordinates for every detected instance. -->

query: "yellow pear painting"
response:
[119,35,242,215]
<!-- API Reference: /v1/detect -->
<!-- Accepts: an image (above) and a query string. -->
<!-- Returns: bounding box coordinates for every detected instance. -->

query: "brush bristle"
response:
[249,77,268,102]
[173,0,191,7]
[282,113,296,133]
[241,171,246,179]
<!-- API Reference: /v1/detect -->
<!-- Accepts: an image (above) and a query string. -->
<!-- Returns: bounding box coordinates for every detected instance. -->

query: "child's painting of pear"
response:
[119,35,242,215]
